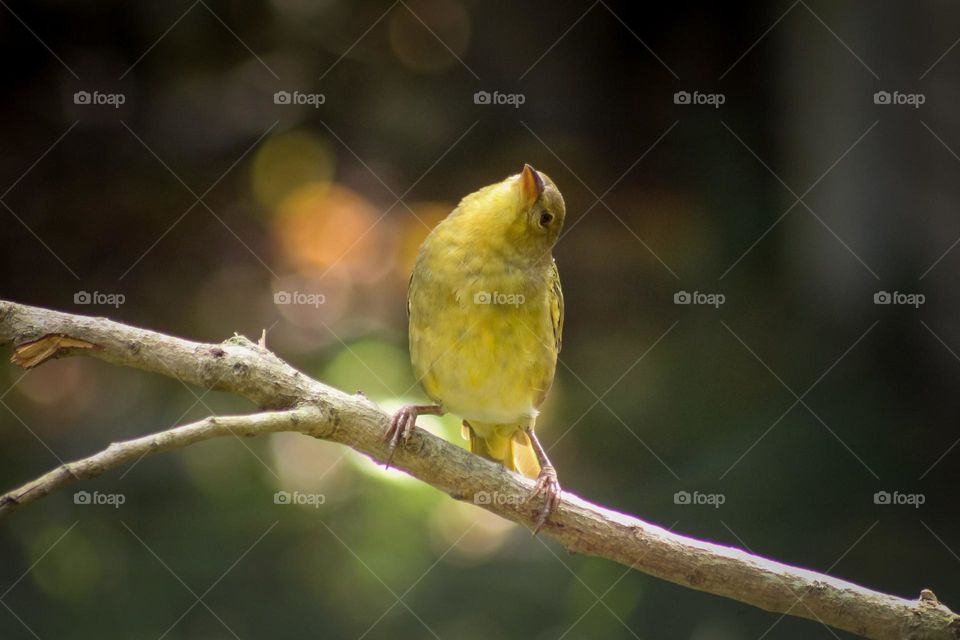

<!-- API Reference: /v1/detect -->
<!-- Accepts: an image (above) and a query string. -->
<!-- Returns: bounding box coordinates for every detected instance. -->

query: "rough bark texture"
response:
[0,299,956,640]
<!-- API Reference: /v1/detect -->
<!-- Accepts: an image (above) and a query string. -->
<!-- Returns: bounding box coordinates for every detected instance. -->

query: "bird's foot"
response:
[384,404,442,467]
[529,465,561,534]
[384,405,419,466]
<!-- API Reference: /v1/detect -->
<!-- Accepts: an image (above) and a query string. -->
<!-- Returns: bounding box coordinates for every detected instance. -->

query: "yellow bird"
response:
[386,164,566,530]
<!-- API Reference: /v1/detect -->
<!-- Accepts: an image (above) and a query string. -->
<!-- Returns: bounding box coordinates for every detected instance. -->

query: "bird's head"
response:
[453,164,565,265]
[512,163,565,251]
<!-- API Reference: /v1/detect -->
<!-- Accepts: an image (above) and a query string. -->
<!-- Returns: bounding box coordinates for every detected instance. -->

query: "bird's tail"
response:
[463,421,541,479]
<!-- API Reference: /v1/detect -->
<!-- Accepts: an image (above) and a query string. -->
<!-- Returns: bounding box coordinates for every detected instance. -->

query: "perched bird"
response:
[386,164,566,530]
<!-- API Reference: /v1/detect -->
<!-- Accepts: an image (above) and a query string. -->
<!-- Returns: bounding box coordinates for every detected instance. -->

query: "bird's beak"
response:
[519,163,545,209]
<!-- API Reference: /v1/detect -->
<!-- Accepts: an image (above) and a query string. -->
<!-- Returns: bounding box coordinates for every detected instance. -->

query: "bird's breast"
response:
[408,256,556,424]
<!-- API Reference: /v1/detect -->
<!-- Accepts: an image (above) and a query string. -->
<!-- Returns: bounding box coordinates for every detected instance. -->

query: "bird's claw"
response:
[384,405,419,467]
[530,465,561,534]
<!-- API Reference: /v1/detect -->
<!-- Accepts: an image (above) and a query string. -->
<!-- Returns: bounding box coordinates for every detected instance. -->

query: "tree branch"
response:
[0,409,322,516]
[0,300,956,640]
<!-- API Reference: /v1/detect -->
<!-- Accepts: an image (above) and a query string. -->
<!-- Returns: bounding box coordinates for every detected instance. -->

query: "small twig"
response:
[0,408,324,517]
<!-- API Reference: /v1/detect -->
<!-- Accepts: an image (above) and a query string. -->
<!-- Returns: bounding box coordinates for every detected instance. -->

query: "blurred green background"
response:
[2,1,959,638]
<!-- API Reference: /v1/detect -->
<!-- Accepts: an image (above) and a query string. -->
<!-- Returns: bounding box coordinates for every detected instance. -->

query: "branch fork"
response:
[0,300,956,640]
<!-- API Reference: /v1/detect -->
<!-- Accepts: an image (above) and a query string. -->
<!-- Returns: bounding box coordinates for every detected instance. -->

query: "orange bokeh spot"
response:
[274,183,397,283]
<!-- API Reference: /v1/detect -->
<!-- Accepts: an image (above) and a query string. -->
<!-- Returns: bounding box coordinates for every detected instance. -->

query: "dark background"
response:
[2,1,959,638]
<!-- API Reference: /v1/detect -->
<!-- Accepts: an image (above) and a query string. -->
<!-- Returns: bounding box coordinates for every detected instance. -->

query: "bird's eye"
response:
[539,212,553,227]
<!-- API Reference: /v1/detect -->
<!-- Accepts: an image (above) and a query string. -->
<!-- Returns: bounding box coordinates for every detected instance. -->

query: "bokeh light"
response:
[273,183,397,284]
[389,0,471,74]
[252,130,335,211]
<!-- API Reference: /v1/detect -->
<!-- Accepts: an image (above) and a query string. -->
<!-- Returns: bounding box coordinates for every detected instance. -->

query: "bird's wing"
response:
[549,259,564,354]
[533,260,564,410]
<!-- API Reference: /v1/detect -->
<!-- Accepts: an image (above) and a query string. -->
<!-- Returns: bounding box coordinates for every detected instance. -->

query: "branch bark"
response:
[0,299,956,640]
